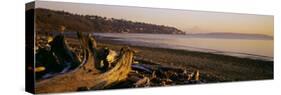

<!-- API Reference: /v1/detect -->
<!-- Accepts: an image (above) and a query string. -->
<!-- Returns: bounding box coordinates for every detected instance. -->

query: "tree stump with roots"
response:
[35,32,134,93]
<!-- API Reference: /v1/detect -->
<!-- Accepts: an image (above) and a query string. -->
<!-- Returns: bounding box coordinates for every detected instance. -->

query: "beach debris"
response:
[134,77,150,87]
[128,62,204,87]
[35,33,81,79]
[60,25,66,33]
[113,63,204,88]
[161,78,173,86]
[47,36,53,43]
[106,49,118,65]
[195,70,200,80]
[35,32,135,93]
[95,47,110,71]
[187,72,194,80]
[131,64,153,73]
[187,70,200,81]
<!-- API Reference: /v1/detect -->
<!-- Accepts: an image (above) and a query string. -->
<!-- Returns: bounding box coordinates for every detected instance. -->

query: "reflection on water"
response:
[94,33,273,61]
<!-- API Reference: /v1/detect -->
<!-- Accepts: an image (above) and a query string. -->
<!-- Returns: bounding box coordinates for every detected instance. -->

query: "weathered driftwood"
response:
[127,61,203,87]
[35,32,134,93]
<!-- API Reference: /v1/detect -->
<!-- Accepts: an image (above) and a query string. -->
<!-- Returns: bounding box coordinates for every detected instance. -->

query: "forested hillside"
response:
[32,8,185,34]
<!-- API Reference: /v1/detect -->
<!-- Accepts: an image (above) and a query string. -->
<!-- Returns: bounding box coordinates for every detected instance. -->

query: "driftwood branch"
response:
[35,32,134,93]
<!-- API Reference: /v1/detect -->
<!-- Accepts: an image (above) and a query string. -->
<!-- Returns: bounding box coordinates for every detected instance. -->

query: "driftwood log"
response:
[35,32,134,93]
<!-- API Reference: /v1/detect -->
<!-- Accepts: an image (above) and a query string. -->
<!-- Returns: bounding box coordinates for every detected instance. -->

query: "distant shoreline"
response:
[50,31,273,61]
[92,33,273,61]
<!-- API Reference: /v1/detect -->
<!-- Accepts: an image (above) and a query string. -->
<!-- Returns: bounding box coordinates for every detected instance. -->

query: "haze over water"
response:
[94,33,273,61]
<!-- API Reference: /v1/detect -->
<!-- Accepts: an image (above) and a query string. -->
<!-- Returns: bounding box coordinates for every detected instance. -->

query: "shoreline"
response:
[49,32,272,61]
[93,37,273,82]
[93,34,273,61]
[57,32,273,82]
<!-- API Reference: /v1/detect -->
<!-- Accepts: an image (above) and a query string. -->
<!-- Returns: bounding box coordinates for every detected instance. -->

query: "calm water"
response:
[94,33,273,61]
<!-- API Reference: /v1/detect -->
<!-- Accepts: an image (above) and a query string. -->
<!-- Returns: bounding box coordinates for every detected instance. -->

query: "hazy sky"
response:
[36,1,274,36]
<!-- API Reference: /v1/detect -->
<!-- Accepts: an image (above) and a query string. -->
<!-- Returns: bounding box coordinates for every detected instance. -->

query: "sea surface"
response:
[93,33,273,61]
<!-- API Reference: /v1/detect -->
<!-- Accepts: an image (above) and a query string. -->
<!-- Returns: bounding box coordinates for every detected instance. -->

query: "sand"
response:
[95,38,273,82]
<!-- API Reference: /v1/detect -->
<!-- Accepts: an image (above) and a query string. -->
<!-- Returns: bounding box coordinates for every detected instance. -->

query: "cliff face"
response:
[33,8,185,34]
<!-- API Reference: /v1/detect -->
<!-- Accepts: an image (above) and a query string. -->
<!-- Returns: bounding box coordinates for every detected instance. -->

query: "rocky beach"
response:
[33,32,273,93]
